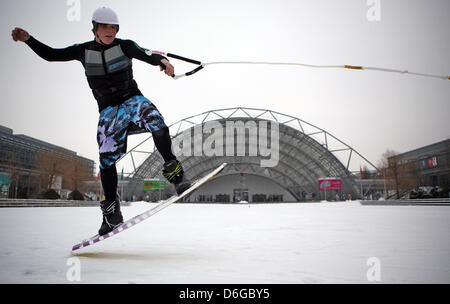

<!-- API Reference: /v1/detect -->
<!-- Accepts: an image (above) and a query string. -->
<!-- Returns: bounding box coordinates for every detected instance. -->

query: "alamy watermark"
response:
[66,257,81,282]
[366,0,381,22]
[366,257,381,282]
[66,0,81,22]
[172,120,280,168]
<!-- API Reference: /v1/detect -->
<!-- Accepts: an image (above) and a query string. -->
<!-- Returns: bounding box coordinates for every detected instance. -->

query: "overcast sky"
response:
[1,0,449,173]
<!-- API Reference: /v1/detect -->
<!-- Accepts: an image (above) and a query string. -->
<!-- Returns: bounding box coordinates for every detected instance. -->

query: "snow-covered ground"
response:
[0,201,449,284]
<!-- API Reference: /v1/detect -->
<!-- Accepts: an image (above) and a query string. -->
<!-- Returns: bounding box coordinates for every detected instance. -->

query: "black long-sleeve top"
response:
[25,36,167,112]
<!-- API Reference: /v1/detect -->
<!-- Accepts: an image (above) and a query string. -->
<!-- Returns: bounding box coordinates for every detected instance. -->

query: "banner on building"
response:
[318,178,342,190]
[0,173,10,197]
[143,180,166,191]
[427,156,438,168]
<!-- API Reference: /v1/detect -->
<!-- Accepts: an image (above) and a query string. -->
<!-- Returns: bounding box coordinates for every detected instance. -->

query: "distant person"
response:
[11,7,191,236]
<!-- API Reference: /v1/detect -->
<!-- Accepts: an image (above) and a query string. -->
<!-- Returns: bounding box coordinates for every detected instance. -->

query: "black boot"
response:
[98,199,124,236]
[162,159,191,195]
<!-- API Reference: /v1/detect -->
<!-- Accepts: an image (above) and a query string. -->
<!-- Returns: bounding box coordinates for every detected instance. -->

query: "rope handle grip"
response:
[153,50,204,79]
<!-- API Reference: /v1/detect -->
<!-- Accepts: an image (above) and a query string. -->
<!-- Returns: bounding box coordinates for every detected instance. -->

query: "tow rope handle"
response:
[152,50,204,79]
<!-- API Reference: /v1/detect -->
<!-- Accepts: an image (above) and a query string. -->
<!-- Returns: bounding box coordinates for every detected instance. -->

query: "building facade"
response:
[117,108,379,202]
[0,125,95,198]
[391,139,450,190]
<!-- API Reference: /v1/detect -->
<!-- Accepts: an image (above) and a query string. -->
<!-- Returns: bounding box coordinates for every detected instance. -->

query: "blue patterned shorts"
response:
[97,95,167,169]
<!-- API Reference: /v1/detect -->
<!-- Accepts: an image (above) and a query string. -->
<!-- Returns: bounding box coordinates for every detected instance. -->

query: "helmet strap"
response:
[96,33,107,46]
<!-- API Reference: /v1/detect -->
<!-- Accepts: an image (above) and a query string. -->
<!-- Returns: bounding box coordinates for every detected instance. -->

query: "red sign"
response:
[427,157,437,168]
[318,179,342,190]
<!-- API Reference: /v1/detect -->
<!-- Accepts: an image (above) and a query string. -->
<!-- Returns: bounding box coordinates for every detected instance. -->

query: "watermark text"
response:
[66,0,81,22]
[367,0,381,22]
[172,120,279,167]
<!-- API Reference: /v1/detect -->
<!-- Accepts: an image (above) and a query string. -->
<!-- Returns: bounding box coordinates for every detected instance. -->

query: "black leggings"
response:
[100,127,176,201]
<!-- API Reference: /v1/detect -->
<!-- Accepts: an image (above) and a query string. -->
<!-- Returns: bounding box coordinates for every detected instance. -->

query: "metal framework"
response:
[118,107,378,200]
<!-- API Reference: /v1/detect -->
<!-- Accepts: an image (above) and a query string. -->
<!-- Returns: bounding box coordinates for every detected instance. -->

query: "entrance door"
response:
[233,188,249,202]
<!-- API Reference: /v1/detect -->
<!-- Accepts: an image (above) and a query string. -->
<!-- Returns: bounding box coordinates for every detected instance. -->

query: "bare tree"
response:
[378,149,420,199]
[35,149,66,191]
[62,157,93,192]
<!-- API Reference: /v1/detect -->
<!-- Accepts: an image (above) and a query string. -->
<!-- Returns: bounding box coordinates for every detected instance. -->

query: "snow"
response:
[0,201,449,283]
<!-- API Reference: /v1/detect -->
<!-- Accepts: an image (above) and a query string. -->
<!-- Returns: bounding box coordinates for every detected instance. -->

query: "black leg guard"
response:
[152,127,176,163]
[100,165,118,201]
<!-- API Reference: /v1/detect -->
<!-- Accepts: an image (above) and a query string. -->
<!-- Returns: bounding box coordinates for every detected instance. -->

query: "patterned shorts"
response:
[97,95,167,169]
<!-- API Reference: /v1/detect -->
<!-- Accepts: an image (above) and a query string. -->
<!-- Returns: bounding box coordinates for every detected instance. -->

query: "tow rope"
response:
[153,50,449,81]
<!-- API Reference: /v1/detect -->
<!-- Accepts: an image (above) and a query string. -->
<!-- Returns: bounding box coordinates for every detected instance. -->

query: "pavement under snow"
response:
[0,201,449,284]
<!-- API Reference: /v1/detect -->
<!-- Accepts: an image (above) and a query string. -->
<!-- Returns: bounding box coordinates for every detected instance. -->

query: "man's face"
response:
[95,23,118,45]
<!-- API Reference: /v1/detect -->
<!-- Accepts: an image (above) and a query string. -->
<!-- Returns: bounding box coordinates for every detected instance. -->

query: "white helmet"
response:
[92,7,119,25]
